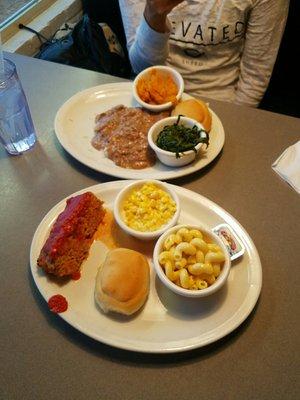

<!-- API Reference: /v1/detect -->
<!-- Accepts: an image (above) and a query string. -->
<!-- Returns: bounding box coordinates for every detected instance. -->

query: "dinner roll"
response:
[171,99,212,132]
[95,248,150,315]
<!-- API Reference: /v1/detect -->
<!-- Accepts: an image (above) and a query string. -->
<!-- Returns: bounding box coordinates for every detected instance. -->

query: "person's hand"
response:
[144,0,184,32]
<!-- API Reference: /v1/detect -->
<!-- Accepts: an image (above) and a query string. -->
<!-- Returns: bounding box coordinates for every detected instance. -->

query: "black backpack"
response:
[27,14,132,78]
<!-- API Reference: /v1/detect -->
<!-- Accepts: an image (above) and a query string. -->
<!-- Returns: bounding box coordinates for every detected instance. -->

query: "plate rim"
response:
[54,82,225,180]
[30,181,262,353]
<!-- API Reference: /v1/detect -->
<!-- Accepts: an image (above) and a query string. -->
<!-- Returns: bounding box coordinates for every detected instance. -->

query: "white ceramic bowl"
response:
[133,66,184,112]
[153,224,231,297]
[113,180,180,240]
[148,116,207,167]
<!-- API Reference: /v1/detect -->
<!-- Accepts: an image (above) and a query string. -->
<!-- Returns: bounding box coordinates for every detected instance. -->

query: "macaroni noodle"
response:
[174,242,197,260]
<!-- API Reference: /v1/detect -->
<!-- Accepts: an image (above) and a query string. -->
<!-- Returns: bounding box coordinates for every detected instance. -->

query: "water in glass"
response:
[0,59,37,155]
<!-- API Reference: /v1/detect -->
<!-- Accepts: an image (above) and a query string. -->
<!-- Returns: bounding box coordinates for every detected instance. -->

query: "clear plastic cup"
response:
[0,58,37,155]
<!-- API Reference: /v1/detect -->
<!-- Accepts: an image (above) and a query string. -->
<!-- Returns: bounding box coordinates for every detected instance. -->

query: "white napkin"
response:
[272,140,300,194]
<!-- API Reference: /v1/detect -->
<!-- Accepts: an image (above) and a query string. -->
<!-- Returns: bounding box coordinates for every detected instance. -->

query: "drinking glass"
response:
[0,58,37,155]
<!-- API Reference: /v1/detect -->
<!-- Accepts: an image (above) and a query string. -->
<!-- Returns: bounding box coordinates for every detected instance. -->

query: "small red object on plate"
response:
[48,294,68,313]
[71,271,81,280]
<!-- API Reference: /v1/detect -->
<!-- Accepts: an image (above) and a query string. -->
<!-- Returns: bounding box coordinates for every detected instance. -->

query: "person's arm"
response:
[234,0,289,107]
[118,0,183,73]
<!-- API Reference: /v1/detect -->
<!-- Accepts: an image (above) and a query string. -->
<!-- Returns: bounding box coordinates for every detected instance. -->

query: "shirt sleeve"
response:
[118,0,170,73]
[234,0,289,107]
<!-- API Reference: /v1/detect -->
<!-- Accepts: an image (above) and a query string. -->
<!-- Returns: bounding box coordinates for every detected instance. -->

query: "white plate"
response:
[30,181,262,353]
[54,82,225,180]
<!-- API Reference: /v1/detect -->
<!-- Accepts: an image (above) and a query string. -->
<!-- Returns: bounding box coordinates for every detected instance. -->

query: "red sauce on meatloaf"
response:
[71,271,81,280]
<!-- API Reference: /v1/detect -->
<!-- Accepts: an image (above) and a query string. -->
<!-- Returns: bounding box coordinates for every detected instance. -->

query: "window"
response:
[0,0,57,42]
[1,0,81,55]
[1,1,36,26]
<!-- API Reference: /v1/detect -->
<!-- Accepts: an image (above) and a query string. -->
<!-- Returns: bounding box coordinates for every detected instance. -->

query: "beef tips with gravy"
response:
[92,105,169,169]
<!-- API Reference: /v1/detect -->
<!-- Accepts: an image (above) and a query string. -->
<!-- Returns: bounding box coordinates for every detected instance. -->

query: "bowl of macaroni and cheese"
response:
[153,224,231,297]
[114,180,180,240]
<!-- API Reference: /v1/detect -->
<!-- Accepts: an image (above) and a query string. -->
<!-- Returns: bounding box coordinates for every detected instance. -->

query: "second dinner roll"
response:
[171,99,212,132]
[95,248,150,315]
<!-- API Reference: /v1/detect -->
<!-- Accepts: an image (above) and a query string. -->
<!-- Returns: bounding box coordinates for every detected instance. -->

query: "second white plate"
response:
[30,181,262,353]
[54,82,225,180]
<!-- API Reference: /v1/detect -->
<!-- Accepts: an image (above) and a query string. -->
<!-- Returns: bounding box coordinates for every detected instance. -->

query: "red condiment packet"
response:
[212,223,245,261]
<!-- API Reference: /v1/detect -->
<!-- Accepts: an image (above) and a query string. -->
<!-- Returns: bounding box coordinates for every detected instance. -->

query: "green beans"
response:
[156,116,209,158]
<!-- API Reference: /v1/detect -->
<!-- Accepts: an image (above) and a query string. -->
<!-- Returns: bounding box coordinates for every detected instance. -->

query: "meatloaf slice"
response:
[37,192,105,277]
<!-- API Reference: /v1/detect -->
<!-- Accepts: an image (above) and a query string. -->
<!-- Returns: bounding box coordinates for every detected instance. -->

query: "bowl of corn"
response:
[153,224,231,297]
[114,180,180,240]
